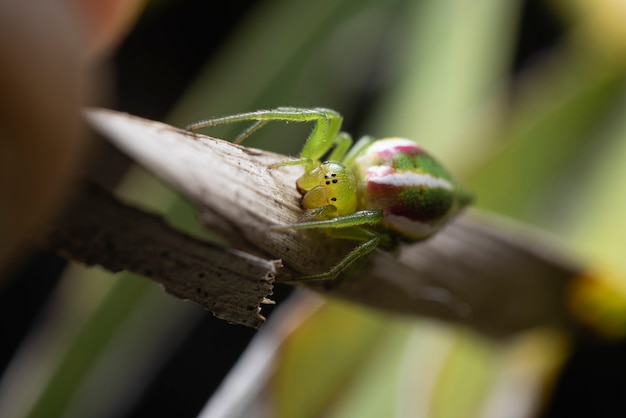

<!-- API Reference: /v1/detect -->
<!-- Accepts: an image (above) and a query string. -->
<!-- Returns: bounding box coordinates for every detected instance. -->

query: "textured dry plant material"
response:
[45,182,276,328]
[61,109,585,336]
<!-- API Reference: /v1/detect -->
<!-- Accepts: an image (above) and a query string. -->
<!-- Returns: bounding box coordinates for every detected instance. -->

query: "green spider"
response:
[187,107,472,282]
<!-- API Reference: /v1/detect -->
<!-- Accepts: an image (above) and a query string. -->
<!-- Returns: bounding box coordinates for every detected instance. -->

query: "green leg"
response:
[233,120,267,144]
[341,135,375,167]
[293,205,338,223]
[271,209,384,231]
[268,131,352,169]
[186,107,341,131]
[268,157,314,169]
[282,229,381,282]
[186,107,344,161]
[326,132,353,162]
[273,210,385,282]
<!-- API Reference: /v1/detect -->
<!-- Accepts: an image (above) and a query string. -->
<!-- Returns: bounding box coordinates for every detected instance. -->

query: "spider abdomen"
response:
[352,138,469,240]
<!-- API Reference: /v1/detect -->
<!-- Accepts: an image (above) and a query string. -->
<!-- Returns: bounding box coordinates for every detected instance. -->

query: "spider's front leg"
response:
[282,230,381,282]
[273,209,384,231]
[186,107,345,161]
[272,210,385,282]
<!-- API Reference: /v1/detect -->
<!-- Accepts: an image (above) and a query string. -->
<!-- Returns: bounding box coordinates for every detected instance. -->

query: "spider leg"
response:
[282,229,381,282]
[271,210,385,282]
[271,210,384,231]
[186,107,344,164]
